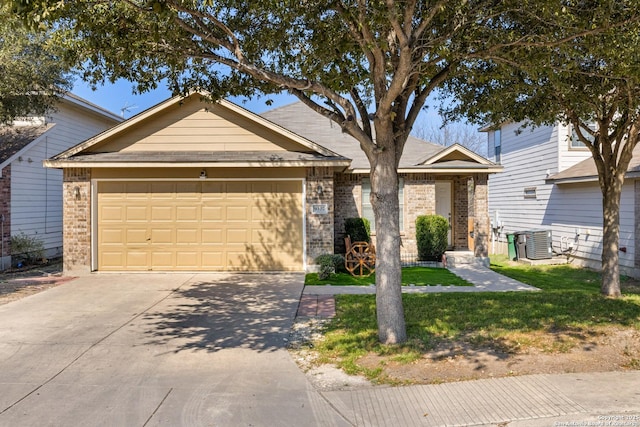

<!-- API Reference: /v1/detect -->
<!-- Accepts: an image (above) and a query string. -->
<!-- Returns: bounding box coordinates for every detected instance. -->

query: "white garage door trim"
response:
[90,178,307,272]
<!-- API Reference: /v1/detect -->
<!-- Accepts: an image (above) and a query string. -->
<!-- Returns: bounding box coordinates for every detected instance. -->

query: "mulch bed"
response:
[0,259,74,305]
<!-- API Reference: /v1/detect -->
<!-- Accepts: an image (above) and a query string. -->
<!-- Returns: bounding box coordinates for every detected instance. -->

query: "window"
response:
[524,187,537,199]
[570,123,594,149]
[493,129,502,163]
[362,177,404,232]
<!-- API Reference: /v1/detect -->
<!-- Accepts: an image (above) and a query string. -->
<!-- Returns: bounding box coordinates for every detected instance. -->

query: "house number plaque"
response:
[311,204,329,215]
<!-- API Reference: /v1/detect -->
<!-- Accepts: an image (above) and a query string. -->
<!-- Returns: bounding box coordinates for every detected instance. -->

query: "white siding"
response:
[556,122,592,172]
[488,123,559,234]
[10,101,117,255]
[543,181,635,273]
[488,120,636,275]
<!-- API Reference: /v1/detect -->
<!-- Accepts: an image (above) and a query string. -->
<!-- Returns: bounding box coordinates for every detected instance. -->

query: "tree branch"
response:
[290,89,377,155]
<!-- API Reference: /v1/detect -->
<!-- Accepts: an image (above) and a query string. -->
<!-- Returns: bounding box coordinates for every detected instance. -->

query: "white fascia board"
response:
[43,160,352,169]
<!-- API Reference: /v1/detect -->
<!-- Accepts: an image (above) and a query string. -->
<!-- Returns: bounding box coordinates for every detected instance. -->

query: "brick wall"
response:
[0,165,10,263]
[453,177,469,250]
[306,167,334,266]
[330,171,488,259]
[63,168,92,274]
[473,173,490,257]
[403,173,436,253]
[333,173,361,253]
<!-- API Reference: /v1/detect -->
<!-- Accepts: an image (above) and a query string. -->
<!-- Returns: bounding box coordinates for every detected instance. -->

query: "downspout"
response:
[1,214,4,270]
[45,136,49,233]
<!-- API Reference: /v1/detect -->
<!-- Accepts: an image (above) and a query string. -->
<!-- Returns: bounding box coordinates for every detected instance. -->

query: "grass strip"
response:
[311,256,640,382]
[305,266,473,286]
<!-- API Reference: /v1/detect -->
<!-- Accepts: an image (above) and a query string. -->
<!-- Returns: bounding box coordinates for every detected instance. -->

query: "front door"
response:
[435,181,452,247]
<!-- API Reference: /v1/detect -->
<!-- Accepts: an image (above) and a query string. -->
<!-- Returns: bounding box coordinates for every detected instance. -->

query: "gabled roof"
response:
[1,93,121,171]
[63,93,122,122]
[261,103,502,174]
[416,143,492,166]
[45,94,499,173]
[547,145,640,184]
[46,93,350,169]
[0,124,55,169]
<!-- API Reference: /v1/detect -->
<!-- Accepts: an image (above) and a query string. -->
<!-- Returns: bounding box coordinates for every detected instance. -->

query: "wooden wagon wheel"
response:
[345,242,375,277]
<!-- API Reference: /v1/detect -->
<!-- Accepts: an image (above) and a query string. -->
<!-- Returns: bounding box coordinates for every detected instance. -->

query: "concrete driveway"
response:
[0,273,348,426]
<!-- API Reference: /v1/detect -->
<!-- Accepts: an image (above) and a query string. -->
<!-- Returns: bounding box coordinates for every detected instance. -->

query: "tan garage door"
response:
[97,180,304,271]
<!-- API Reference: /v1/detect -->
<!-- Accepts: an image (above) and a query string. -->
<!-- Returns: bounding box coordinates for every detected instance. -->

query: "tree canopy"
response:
[443,3,640,296]
[0,4,72,123]
[9,0,640,339]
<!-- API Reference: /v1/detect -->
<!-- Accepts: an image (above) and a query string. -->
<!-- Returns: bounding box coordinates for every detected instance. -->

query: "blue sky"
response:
[73,78,305,119]
[71,79,486,154]
[72,78,491,153]
[72,78,445,122]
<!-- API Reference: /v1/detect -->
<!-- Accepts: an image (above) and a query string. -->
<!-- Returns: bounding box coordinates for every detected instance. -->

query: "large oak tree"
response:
[0,4,72,123]
[444,6,640,297]
[11,0,638,340]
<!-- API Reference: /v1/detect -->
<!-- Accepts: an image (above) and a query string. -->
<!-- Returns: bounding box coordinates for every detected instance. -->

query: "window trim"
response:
[569,123,593,151]
[361,177,404,233]
[493,129,502,163]
[523,187,537,199]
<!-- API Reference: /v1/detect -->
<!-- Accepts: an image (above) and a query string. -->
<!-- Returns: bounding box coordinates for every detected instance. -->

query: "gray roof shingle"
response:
[63,150,348,164]
[0,124,53,165]
[261,102,444,170]
[548,145,640,182]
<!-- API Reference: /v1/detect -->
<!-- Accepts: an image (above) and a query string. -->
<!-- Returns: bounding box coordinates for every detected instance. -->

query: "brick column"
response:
[63,168,92,274]
[404,173,435,253]
[453,177,469,250]
[306,167,334,268]
[473,174,490,258]
[0,165,11,268]
[333,173,361,254]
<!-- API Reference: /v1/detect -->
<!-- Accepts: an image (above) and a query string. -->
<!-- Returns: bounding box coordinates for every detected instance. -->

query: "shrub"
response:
[344,217,371,243]
[416,215,449,261]
[10,232,45,266]
[315,253,346,279]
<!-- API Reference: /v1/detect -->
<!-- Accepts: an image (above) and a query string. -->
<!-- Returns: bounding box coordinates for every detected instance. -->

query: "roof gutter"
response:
[43,159,352,169]
[548,170,640,185]
[545,175,599,184]
[349,166,504,174]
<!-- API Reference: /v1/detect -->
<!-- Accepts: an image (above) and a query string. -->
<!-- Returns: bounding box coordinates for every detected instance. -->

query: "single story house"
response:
[0,94,121,270]
[45,93,502,274]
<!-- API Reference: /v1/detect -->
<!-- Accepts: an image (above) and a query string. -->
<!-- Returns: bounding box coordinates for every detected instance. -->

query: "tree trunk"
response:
[601,176,623,297]
[370,128,407,344]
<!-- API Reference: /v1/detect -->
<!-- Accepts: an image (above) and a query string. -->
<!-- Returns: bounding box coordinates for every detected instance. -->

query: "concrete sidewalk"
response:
[300,266,640,426]
[303,263,539,295]
[320,371,640,426]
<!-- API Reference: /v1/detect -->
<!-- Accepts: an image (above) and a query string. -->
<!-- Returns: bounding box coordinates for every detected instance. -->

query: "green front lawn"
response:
[305,266,473,286]
[311,255,640,382]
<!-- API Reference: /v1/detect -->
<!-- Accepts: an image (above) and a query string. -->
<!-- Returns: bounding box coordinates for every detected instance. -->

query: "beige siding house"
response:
[0,94,121,270]
[46,93,501,274]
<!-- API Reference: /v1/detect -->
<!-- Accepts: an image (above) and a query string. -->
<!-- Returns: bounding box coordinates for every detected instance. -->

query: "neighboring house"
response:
[0,94,121,270]
[44,93,501,274]
[484,121,640,277]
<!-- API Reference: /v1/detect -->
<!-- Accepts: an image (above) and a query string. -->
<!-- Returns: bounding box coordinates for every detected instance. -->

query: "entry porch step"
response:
[445,251,490,268]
